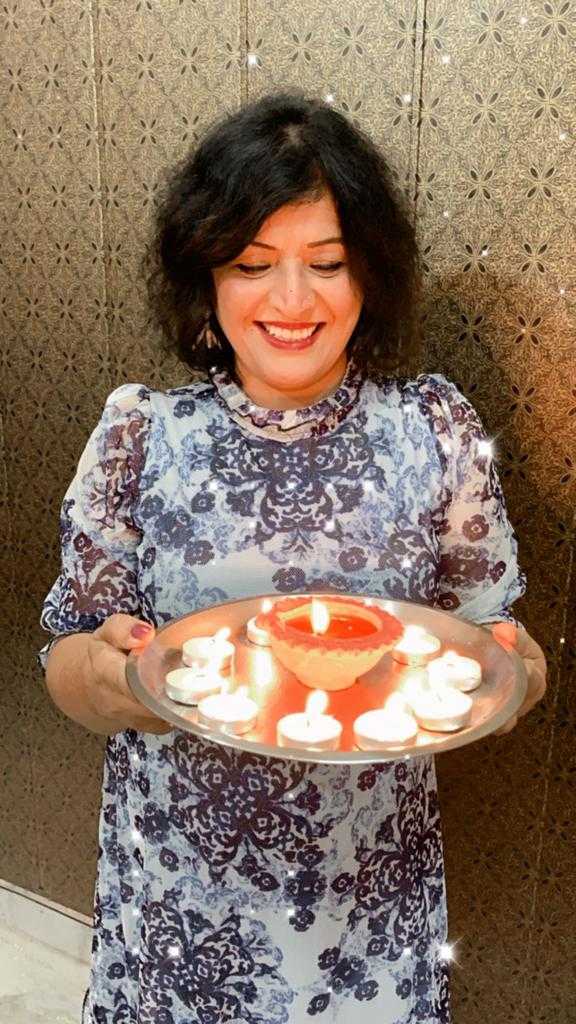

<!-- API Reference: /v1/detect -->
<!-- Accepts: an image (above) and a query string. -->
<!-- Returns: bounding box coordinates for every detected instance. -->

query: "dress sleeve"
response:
[420,375,526,624]
[38,384,151,667]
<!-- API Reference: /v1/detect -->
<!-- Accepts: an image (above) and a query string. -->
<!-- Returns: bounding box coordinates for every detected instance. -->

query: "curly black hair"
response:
[146,91,421,377]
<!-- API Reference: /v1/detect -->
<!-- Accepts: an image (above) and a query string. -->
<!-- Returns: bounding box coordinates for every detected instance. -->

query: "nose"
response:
[268,262,315,317]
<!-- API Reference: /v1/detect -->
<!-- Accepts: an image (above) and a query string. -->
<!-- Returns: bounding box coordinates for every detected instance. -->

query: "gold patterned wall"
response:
[1,2,574,1021]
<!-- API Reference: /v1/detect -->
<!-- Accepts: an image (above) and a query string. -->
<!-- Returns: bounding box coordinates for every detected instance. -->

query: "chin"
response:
[262,346,342,375]
[234,339,349,405]
[261,363,326,390]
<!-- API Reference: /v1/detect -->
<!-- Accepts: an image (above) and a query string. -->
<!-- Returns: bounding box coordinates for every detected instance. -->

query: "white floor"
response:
[0,921,89,1024]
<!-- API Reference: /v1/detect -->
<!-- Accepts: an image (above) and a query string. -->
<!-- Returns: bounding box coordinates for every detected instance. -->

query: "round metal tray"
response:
[126,594,527,764]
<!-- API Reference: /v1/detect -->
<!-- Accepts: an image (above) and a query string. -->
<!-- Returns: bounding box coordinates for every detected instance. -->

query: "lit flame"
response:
[311,598,330,635]
[305,690,328,719]
[442,650,459,664]
[213,627,231,644]
[401,669,429,704]
[261,598,273,614]
[428,652,460,694]
[394,625,433,653]
[402,625,427,644]
[253,649,275,687]
[384,692,410,717]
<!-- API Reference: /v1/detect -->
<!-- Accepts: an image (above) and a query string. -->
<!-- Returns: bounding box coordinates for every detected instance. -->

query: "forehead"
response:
[251,193,342,247]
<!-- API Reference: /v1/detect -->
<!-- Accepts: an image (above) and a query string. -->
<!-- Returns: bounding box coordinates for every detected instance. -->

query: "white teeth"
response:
[261,323,317,341]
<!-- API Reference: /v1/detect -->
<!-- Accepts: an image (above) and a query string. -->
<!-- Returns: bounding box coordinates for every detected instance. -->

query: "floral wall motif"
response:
[0,2,574,1021]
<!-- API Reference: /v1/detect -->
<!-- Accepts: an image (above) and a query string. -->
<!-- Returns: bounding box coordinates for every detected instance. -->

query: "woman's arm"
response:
[40,385,170,736]
[424,376,546,724]
[45,618,171,736]
[488,621,547,732]
[424,375,526,623]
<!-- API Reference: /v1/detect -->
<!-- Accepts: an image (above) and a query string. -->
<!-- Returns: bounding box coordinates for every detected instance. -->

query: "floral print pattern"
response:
[139,900,292,1024]
[333,762,444,947]
[41,365,524,1022]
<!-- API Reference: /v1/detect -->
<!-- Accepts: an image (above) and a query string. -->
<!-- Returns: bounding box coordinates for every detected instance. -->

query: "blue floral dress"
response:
[40,362,525,1024]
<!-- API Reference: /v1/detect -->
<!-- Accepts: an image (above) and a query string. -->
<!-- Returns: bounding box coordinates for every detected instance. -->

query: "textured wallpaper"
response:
[1,2,574,1021]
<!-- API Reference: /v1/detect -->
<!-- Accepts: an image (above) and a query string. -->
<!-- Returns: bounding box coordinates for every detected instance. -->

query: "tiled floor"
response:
[0,922,89,1024]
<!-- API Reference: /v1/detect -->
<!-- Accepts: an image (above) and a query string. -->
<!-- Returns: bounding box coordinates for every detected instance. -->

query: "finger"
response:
[517,668,547,716]
[87,640,162,724]
[94,614,156,652]
[495,714,518,735]
[492,621,518,651]
[118,663,173,733]
[129,716,173,736]
[97,679,173,735]
[517,631,548,680]
[104,711,173,736]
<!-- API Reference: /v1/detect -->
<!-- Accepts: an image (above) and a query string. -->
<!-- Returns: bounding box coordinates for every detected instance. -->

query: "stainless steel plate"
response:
[126,594,527,764]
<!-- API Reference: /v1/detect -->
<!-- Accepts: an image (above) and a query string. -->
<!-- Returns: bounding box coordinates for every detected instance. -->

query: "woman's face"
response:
[212,193,363,408]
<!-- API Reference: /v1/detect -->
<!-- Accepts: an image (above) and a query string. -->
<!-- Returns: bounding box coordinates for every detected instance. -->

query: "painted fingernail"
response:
[131,623,153,639]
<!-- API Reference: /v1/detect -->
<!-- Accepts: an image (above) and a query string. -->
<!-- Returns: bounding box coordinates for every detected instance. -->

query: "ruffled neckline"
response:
[210,361,363,443]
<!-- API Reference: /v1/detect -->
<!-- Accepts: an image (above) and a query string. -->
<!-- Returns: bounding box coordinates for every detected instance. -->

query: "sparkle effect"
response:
[438,943,455,962]
[477,440,493,458]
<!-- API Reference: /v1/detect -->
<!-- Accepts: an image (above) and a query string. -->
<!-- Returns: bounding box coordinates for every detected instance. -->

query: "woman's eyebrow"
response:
[308,236,343,248]
[247,236,344,250]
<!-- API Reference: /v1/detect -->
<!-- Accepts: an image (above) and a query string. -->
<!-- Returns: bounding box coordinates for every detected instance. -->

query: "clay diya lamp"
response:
[260,595,404,691]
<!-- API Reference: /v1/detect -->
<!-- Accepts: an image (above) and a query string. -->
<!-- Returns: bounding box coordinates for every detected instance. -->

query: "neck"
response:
[235,355,348,411]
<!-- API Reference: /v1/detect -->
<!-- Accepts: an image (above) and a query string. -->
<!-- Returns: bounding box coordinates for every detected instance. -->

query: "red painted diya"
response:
[260,595,404,691]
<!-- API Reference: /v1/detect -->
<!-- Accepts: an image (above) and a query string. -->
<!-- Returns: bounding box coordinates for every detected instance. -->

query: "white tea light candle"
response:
[197,687,258,736]
[428,651,482,693]
[277,691,342,752]
[182,628,234,674]
[353,694,419,750]
[411,685,472,732]
[400,668,430,704]
[392,625,441,667]
[246,599,274,647]
[165,667,223,705]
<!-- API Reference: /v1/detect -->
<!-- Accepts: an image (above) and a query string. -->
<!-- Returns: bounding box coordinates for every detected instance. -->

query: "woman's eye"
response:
[236,264,270,275]
[235,261,345,275]
[312,262,344,273]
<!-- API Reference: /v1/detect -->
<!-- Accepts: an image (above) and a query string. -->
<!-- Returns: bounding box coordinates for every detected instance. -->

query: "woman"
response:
[41,93,546,1024]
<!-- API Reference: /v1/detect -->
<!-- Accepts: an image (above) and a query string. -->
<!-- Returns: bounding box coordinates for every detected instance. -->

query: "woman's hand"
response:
[84,614,173,735]
[490,622,547,734]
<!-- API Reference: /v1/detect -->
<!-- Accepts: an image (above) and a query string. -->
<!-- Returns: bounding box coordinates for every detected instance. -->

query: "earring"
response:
[200,315,220,350]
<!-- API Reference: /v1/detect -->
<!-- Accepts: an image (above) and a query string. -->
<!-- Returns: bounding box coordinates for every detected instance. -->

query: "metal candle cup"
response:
[392,625,441,667]
[428,651,482,693]
[182,630,234,674]
[197,688,258,736]
[246,599,274,648]
[277,691,342,752]
[411,686,473,732]
[165,667,224,705]
[246,617,271,647]
[353,695,419,750]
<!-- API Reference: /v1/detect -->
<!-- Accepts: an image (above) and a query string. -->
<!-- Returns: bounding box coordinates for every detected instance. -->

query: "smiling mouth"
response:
[256,322,324,343]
